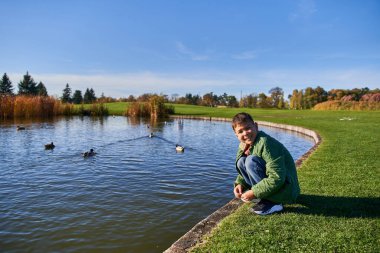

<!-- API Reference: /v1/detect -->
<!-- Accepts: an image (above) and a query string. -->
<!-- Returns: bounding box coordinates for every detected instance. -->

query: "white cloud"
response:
[231,50,257,60]
[175,41,210,61]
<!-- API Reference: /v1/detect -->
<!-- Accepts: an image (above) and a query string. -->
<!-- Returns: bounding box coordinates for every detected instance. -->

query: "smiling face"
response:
[234,122,257,145]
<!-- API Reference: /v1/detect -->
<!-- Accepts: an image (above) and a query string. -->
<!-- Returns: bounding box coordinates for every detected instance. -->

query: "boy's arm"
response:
[252,145,286,199]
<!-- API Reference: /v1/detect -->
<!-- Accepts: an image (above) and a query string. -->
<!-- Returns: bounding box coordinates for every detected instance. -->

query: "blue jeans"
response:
[236,155,267,187]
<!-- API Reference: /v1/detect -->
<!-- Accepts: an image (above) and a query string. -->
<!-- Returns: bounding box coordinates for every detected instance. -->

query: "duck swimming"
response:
[17,126,25,130]
[82,148,96,157]
[45,142,55,150]
[149,132,154,138]
[175,144,184,152]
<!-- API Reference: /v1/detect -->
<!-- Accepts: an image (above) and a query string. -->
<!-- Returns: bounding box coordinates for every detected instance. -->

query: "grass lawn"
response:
[169,105,379,252]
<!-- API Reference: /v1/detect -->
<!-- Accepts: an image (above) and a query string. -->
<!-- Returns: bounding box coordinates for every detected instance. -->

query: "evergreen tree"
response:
[72,90,83,104]
[0,73,14,95]
[89,88,96,102]
[18,71,37,95]
[83,88,90,103]
[61,83,72,103]
[36,82,48,96]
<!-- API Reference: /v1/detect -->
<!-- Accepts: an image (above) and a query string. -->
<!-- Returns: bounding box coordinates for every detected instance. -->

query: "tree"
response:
[240,93,258,108]
[127,95,136,102]
[89,88,96,102]
[83,88,96,103]
[171,93,179,103]
[269,87,284,109]
[226,95,239,107]
[257,93,269,108]
[0,73,14,95]
[61,83,72,103]
[218,93,229,106]
[18,71,37,95]
[36,82,48,96]
[303,87,316,109]
[72,90,83,104]
[289,89,300,109]
[202,92,216,107]
[314,86,328,103]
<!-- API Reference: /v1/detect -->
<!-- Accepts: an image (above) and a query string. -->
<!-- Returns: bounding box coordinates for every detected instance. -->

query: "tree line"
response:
[61,83,97,104]
[0,72,97,104]
[0,72,48,96]
[1,71,379,109]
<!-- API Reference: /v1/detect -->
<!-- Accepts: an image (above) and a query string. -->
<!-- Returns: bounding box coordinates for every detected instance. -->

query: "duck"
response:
[175,144,185,152]
[45,142,55,150]
[149,132,154,138]
[17,126,25,131]
[82,148,97,157]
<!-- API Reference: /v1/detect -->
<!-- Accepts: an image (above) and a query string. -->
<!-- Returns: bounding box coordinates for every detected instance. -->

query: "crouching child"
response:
[232,112,300,215]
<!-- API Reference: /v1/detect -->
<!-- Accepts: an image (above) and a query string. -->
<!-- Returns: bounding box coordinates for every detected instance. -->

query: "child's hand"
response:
[241,190,255,202]
[234,185,243,198]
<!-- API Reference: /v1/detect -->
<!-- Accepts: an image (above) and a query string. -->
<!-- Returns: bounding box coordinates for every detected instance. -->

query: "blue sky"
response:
[1,0,379,99]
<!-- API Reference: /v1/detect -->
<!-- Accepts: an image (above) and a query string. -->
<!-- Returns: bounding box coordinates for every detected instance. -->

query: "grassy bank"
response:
[168,105,379,252]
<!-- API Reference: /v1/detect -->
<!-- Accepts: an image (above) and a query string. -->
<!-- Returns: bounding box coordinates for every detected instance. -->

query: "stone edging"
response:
[164,116,322,253]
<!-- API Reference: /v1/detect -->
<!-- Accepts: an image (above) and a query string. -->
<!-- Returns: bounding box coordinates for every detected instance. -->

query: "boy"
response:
[232,112,300,215]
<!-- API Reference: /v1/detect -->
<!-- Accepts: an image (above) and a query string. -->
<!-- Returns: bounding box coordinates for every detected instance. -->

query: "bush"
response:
[313,100,380,110]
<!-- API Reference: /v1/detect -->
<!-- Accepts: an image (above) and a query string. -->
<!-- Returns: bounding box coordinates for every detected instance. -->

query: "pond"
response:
[0,116,314,252]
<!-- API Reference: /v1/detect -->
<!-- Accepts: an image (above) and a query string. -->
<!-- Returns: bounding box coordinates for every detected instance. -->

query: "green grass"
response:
[169,105,379,252]
[92,102,379,251]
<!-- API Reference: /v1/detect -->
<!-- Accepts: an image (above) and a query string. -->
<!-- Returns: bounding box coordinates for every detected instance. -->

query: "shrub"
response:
[313,100,380,110]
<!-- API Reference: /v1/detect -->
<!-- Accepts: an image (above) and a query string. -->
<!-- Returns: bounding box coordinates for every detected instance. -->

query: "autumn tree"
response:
[257,93,270,108]
[202,92,217,107]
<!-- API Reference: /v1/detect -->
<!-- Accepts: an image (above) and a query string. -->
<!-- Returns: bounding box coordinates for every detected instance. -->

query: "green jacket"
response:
[235,131,300,204]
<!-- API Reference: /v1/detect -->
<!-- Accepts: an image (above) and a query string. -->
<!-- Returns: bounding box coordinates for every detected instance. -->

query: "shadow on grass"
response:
[285,194,380,218]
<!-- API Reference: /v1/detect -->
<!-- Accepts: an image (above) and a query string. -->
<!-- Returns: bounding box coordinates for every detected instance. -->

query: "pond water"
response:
[0,116,314,253]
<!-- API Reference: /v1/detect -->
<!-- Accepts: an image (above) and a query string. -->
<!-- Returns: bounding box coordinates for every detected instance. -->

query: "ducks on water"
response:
[45,142,55,150]
[82,149,96,157]
[149,132,154,138]
[17,126,25,131]
[176,144,184,152]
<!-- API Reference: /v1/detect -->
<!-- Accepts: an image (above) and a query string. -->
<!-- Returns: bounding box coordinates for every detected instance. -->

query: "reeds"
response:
[0,95,77,119]
[125,102,150,117]
[0,95,56,119]
[125,95,174,118]
[0,95,15,119]
[90,103,109,116]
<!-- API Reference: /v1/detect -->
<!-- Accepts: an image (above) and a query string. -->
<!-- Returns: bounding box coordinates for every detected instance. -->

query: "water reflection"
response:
[0,116,314,253]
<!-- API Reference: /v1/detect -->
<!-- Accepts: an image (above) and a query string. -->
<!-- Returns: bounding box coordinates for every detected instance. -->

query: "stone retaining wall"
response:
[164,116,322,253]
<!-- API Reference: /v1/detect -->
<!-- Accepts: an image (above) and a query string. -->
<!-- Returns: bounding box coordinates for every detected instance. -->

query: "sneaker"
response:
[251,199,283,215]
